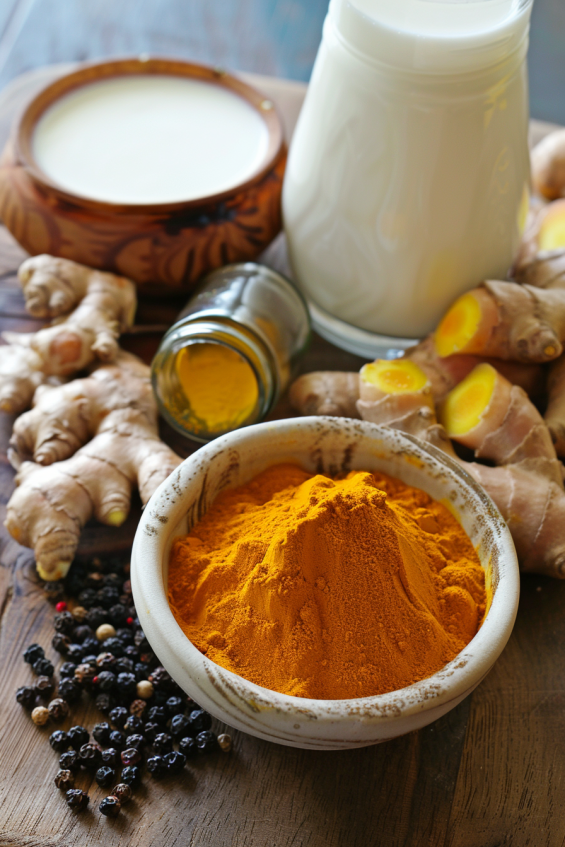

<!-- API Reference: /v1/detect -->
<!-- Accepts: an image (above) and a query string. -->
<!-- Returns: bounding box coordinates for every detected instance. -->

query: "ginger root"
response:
[6,352,181,581]
[0,255,136,413]
[531,128,565,201]
[288,371,360,418]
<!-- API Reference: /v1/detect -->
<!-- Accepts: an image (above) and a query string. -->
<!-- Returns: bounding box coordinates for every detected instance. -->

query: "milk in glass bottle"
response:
[283,0,533,352]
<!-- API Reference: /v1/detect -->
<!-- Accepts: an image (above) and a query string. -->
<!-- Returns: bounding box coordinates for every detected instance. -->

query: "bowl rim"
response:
[131,416,520,727]
[14,55,285,214]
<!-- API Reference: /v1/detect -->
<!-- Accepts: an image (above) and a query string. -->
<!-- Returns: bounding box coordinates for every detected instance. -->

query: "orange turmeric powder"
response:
[168,464,486,700]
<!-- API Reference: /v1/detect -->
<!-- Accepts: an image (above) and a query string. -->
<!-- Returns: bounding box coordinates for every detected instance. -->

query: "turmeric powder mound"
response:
[168,464,486,700]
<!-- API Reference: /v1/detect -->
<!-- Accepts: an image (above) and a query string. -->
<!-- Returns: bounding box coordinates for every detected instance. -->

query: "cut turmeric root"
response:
[440,362,558,465]
[434,279,565,362]
[359,358,433,403]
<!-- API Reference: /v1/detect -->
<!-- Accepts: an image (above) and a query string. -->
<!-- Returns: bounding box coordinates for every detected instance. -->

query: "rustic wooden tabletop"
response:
[1,6,565,846]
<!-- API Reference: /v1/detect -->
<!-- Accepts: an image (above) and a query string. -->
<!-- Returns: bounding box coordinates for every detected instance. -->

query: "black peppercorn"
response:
[32,657,54,677]
[78,588,98,608]
[103,637,124,658]
[58,677,82,704]
[120,765,141,786]
[85,605,107,628]
[115,657,134,675]
[143,722,161,743]
[66,644,85,663]
[16,685,36,709]
[97,586,121,609]
[67,725,89,750]
[101,747,120,767]
[74,663,96,685]
[108,730,125,749]
[120,747,142,767]
[153,733,173,755]
[109,706,128,729]
[125,733,145,750]
[96,765,116,787]
[53,611,75,635]
[164,750,186,774]
[34,675,55,698]
[96,652,117,671]
[103,572,122,588]
[99,795,121,817]
[148,666,174,690]
[59,661,77,679]
[95,692,116,714]
[111,783,132,804]
[165,696,184,717]
[147,755,167,778]
[65,788,89,811]
[23,643,45,665]
[170,714,191,739]
[59,750,80,772]
[49,730,69,752]
[73,624,94,644]
[196,730,218,754]
[92,722,112,744]
[52,633,71,655]
[146,705,167,726]
[188,709,212,735]
[48,698,69,722]
[54,769,74,790]
[78,741,103,769]
[82,636,101,655]
[123,714,144,734]
[108,605,129,627]
[178,737,197,758]
[96,671,117,692]
[115,627,134,646]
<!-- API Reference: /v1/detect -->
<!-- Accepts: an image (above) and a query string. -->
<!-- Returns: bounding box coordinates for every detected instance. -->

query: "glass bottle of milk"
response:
[283,0,533,352]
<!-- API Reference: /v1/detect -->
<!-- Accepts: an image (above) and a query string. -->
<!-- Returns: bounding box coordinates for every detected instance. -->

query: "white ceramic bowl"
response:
[131,417,519,750]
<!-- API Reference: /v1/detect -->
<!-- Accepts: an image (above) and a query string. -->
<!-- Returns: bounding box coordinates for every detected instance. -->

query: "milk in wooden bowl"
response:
[0,57,285,292]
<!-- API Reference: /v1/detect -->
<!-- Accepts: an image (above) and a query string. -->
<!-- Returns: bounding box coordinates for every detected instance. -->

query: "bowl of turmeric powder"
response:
[131,416,519,749]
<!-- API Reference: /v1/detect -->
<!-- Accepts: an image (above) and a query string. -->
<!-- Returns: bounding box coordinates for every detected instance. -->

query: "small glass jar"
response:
[152,263,311,442]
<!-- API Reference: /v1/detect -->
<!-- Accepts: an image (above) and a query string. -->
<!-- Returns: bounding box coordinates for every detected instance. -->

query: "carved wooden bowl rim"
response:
[14,55,286,214]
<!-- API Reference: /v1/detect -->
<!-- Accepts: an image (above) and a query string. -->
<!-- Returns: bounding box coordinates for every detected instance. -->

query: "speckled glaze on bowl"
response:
[131,417,519,750]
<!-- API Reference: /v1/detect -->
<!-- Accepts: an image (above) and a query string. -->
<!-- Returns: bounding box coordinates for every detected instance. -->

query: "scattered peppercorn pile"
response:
[15,555,232,818]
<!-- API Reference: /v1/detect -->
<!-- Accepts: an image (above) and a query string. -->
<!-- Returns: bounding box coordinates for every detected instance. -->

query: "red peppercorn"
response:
[92,676,99,684]
[55,601,68,612]
[126,617,134,626]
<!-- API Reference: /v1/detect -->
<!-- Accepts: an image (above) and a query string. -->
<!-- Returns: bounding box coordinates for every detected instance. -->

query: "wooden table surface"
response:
[1,66,565,847]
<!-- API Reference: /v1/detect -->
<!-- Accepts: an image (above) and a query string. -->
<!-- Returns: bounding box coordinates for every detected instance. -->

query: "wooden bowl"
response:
[0,57,286,293]
[131,417,520,749]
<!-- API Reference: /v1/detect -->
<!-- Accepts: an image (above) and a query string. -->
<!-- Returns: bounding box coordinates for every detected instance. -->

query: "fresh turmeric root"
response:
[5,352,181,581]
[434,262,565,362]
[0,255,137,413]
[356,361,565,577]
[439,362,558,466]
